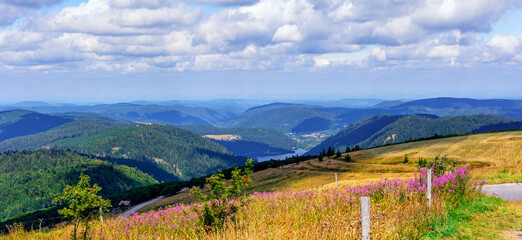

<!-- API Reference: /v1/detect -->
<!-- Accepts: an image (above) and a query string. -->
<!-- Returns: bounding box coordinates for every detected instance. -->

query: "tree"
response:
[352,145,361,151]
[318,153,323,162]
[191,159,254,230]
[344,154,351,162]
[345,146,351,153]
[53,174,111,240]
[336,150,341,158]
[403,154,409,164]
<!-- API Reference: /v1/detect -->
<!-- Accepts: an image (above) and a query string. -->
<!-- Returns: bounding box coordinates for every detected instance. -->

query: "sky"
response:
[0,0,521,103]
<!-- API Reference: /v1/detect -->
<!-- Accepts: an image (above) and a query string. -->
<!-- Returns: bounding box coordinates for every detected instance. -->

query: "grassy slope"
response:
[145,131,522,211]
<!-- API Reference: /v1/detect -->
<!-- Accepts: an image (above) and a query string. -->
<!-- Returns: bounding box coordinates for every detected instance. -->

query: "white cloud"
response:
[413,0,518,31]
[487,34,520,54]
[184,0,258,7]
[0,0,521,73]
[272,24,303,42]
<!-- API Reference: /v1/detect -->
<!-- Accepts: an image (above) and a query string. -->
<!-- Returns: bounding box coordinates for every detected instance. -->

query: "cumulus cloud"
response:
[185,0,259,7]
[272,24,303,42]
[0,0,520,72]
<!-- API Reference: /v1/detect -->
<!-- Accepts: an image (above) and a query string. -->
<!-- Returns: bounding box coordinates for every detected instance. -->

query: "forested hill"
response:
[0,119,125,152]
[0,121,246,181]
[0,110,71,142]
[0,149,157,221]
[308,114,519,154]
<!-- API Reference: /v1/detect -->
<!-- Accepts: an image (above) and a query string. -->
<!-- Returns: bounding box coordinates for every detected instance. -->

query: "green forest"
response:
[0,149,157,221]
[0,121,247,181]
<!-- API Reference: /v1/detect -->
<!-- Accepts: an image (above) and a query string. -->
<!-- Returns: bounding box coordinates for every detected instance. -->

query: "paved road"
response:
[117,196,164,219]
[481,183,522,201]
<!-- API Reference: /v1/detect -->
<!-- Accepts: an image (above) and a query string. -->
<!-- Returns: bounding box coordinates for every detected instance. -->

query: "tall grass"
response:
[3,166,485,240]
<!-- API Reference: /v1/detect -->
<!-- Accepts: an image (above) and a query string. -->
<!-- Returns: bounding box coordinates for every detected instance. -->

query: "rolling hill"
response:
[0,110,72,142]
[0,121,246,181]
[220,105,337,133]
[0,149,157,221]
[216,98,522,138]
[388,97,522,119]
[308,114,520,154]
[0,119,126,152]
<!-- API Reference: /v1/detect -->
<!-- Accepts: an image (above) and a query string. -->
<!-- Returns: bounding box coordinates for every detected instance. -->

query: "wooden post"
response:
[360,197,370,240]
[99,207,104,224]
[335,173,338,187]
[427,169,432,208]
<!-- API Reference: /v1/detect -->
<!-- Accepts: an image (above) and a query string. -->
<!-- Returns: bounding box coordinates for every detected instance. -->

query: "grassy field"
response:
[5,166,520,239]
[1,131,521,239]
[144,131,521,211]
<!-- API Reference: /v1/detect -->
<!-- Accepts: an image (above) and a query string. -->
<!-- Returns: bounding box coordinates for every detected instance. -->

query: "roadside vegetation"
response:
[5,164,520,239]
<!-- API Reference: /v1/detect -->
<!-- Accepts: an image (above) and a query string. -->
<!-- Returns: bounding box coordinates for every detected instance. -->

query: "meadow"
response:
[5,166,504,239]
[145,131,522,211]
[2,131,521,239]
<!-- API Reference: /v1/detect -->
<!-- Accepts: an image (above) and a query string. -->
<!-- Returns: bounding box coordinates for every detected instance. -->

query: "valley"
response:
[0,97,521,239]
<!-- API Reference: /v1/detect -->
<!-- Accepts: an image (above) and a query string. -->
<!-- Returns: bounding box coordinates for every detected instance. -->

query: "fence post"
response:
[335,173,338,187]
[360,197,370,240]
[100,207,104,224]
[427,169,432,208]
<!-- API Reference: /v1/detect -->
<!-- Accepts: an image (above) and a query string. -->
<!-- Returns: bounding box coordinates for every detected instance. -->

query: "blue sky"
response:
[0,0,521,103]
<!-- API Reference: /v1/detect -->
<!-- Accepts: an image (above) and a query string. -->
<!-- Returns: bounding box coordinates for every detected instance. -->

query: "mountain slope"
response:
[179,125,298,150]
[47,124,245,180]
[0,110,72,142]
[221,106,337,133]
[0,119,125,152]
[0,149,157,221]
[0,120,246,181]
[390,97,522,119]
[308,114,519,154]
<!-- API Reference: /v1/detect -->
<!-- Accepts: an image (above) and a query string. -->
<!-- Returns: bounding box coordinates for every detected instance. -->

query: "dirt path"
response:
[481,183,522,201]
[117,196,164,219]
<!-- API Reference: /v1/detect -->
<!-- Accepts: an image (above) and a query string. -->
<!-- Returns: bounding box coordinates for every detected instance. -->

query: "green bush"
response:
[191,159,254,231]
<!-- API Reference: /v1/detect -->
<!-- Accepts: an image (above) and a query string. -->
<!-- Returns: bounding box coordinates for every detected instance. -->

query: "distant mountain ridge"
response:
[2,97,521,136]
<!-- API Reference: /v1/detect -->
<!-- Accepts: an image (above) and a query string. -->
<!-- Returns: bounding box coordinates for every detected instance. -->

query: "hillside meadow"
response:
[2,131,521,239]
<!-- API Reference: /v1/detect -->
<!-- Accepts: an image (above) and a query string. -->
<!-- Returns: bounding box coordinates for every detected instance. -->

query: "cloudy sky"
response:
[0,0,521,103]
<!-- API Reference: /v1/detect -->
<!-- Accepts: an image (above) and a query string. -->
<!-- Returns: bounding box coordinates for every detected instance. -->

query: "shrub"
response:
[417,155,458,177]
[191,159,254,231]
[52,174,111,240]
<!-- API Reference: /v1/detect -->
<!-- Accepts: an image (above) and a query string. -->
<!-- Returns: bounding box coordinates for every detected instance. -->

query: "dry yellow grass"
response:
[143,131,521,211]
[203,135,240,140]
